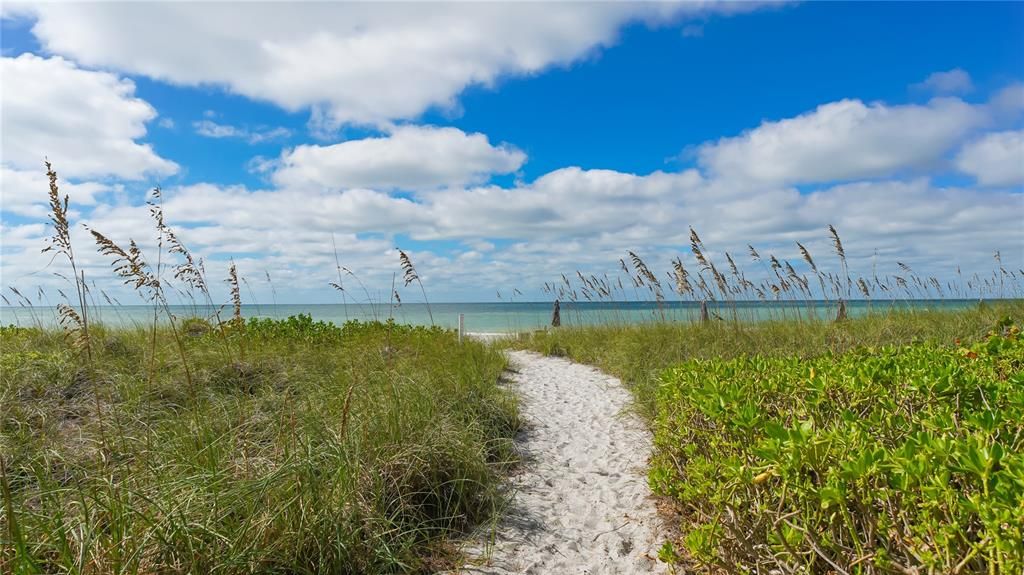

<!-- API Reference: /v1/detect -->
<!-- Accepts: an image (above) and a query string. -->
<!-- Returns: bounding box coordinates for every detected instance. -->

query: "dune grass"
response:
[1,316,519,574]
[1,163,528,574]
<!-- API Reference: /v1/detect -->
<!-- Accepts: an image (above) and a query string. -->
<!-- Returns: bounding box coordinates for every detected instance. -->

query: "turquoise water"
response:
[0,300,990,333]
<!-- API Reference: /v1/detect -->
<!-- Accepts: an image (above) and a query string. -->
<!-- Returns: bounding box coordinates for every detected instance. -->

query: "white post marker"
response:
[458,313,465,343]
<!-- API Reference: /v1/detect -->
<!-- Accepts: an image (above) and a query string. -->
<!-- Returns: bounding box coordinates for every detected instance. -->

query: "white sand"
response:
[447,350,666,574]
[465,332,517,344]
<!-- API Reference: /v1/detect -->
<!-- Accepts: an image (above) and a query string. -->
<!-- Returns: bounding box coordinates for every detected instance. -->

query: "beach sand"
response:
[446,350,666,574]
[465,332,517,344]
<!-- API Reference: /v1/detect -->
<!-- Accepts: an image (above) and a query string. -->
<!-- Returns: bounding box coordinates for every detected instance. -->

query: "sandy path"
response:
[449,350,666,574]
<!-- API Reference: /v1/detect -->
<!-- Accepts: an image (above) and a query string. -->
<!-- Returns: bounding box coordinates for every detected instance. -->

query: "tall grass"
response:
[398,249,433,326]
[1,320,519,573]
[0,163,521,573]
[540,224,1021,328]
[42,162,92,361]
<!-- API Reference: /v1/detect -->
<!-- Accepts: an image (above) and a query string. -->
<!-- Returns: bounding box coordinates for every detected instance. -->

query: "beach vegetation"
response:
[651,323,1022,573]
[0,165,520,574]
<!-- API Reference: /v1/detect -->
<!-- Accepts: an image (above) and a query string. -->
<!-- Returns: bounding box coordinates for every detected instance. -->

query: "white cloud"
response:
[193,119,292,144]
[3,163,1020,300]
[248,127,291,144]
[246,156,276,175]
[159,183,430,233]
[800,179,1022,260]
[990,83,1024,118]
[955,130,1024,187]
[419,168,706,241]
[272,125,525,191]
[76,166,1024,275]
[16,2,769,127]
[0,53,178,179]
[193,120,241,139]
[3,80,1020,300]
[0,166,116,218]
[697,97,987,185]
[914,68,974,94]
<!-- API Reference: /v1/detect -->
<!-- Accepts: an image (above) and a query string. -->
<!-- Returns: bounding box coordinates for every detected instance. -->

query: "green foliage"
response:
[651,325,1023,573]
[515,301,1024,418]
[180,315,214,337]
[241,314,452,345]
[0,317,519,574]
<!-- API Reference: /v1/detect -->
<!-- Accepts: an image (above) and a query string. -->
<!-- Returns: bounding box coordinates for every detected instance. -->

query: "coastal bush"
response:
[0,317,519,574]
[518,301,1024,417]
[651,322,1023,573]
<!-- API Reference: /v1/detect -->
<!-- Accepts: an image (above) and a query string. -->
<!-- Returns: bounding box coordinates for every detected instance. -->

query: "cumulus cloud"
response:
[697,97,987,185]
[955,130,1024,187]
[914,68,974,94]
[800,179,1023,264]
[3,163,1020,301]
[271,125,525,191]
[0,166,117,219]
[15,2,770,127]
[0,53,177,179]
[158,183,430,233]
[55,166,1024,274]
[990,83,1024,117]
[2,76,1020,300]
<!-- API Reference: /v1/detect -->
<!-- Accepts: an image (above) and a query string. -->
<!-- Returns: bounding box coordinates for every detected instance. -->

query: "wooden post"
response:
[835,299,848,322]
[458,313,465,343]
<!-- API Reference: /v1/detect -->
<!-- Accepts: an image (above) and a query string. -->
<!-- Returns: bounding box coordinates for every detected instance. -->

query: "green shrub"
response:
[180,316,214,337]
[515,302,1024,418]
[651,324,1024,573]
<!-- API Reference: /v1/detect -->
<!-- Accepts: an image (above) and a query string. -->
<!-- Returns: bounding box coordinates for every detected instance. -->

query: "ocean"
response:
[0,299,987,333]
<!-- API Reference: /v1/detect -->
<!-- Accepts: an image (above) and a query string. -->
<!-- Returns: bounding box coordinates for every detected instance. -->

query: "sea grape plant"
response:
[652,321,1023,574]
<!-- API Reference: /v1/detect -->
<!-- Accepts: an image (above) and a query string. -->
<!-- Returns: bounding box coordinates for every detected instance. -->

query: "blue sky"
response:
[1,2,1023,303]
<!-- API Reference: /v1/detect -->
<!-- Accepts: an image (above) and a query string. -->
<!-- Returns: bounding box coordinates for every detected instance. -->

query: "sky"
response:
[1,1,1023,304]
